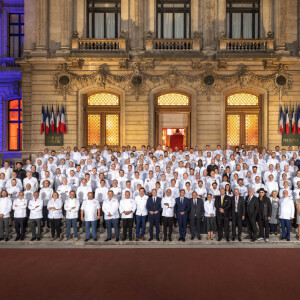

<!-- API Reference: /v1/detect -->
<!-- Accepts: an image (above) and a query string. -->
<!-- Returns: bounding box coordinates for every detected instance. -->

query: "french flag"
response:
[45,106,50,134]
[285,107,290,134]
[279,106,284,134]
[292,106,296,134]
[56,106,61,134]
[50,106,55,133]
[297,106,300,134]
[41,106,45,134]
[60,105,67,134]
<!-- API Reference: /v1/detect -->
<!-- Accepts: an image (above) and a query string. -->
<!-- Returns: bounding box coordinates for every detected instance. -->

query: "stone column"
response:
[191,0,200,35]
[129,0,145,51]
[217,0,226,37]
[35,0,48,53]
[202,0,216,55]
[60,0,73,52]
[261,0,272,38]
[274,0,289,54]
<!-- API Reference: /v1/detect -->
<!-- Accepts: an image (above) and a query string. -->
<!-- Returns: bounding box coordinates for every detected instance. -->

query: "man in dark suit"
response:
[175,189,191,242]
[146,189,162,241]
[231,188,245,241]
[189,191,204,240]
[215,188,231,241]
[245,187,259,242]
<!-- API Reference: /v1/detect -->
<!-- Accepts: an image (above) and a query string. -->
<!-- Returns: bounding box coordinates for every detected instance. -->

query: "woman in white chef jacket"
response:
[204,193,216,240]
[47,192,63,241]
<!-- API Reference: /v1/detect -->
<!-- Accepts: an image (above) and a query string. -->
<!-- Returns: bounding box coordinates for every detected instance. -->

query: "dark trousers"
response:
[15,218,25,239]
[232,213,242,239]
[190,215,201,238]
[42,206,49,227]
[280,218,291,239]
[0,218,9,239]
[50,218,62,238]
[270,223,278,233]
[246,215,258,238]
[78,203,82,227]
[122,218,133,240]
[258,218,269,238]
[162,216,173,239]
[177,214,188,238]
[149,214,160,239]
[217,216,229,239]
[30,218,41,239]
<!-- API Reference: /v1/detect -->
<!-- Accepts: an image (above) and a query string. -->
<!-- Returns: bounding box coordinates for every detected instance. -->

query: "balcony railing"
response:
[72,37,127,52]
[146,38,200,51]
[0,57,20,68]
[219,38,275,53]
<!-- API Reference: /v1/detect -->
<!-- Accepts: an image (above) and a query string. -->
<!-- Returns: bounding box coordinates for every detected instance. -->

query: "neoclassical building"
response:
[1,0,300,159]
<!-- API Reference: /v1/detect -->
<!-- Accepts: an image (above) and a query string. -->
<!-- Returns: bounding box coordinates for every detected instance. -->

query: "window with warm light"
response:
[8,99,22,151]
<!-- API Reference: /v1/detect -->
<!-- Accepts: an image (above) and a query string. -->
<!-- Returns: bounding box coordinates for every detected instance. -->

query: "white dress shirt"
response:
[134,195,148,216]
[102,198,119,219]
[81,199,100,221]
[204,200,216,217]
[279,197,295,219]
[119,198,136,219]
[161,196,175,217]
[13,198,27,218]
[0,197,12,218]
[28,198,43,219]
[47,198,63,219]
[64,198,80,219]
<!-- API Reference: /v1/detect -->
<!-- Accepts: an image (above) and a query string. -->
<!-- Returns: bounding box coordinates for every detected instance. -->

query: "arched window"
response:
[8,99,22,150]
[85,92,120,148]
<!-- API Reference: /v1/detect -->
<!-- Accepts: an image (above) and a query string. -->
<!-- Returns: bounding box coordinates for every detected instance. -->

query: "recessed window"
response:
[156,0,191,39]
[87,0,121,38]
[9,13,24,57]
[8,99,22,151]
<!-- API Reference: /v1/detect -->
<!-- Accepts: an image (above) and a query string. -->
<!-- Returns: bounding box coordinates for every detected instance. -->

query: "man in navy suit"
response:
[175,189,191,242]
[146,189,162,241]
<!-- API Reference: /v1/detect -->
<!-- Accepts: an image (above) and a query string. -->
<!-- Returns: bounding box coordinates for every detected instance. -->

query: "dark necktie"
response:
[181,198,183,205]
[153,197,156,206]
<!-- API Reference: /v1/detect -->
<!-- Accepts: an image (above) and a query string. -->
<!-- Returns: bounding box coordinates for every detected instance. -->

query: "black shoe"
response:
[30,238,36,241]
[178,237,182,241]
[105,238,111,242]
[232,238,235,241]
[116,238,119,242]
[122,238,126,241]
[163,238,167,241]
[156,238,160,241]
[129,238,133,241]
[15,237,20,241]
[238,237,242,242]
[84,238,89,242]
[182,238,185,242]
[0,238,3,241]
[198,236,201,240]
[5,238,9,242]
[37,238,40,241]
[245,235,252,239]
[191,236,194,240]
[20,237,24,241]
[169,238,172,241]
[280,236,285,240]
[286,238,290,241]
[218,238,222,241]
[251,238,256,242]
[93,238,97,241]
[148,238,153,241]
[226,238,230,242]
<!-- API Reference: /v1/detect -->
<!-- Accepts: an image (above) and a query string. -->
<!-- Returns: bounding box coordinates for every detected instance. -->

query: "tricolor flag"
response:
[292,106,296,134]
[285,107,290,134]
[45,106,50,134]
[297,106,300,134]
[50,106,55,133]
[56,105,61,134]
[60,105,67,134]
[279,106,284,134]
[41,106,45,134]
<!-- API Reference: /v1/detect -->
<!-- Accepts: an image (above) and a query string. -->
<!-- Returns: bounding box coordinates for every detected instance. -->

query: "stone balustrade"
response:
[219,38,275,52]
[146,38,200,51]
[0,58,20,69]
[72,37,127,52]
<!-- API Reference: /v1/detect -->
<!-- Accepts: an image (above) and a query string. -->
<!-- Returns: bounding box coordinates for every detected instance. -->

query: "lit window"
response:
[8,99,22,151]
[9,13,24,57]
[157,93,189,106]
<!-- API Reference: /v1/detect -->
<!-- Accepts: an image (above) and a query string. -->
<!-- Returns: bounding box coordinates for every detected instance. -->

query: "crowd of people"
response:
[0,143,300,243]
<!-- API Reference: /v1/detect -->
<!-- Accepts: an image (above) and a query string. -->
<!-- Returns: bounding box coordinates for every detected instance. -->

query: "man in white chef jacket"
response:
[40,180,53,228]
[161,188,176,241]
[28,191,43,241]
[0,190,12,241]
[81,192,100,242]
[279,190,295,241]
[64,191,80,240]
[23,171,38,192]
[134,187,148,241]
[13,191,27,241]
[119,191,136,241]
[102,190,119,242]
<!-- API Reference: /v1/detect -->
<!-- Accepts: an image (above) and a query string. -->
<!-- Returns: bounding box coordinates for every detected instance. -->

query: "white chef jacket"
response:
[119,198,136,219]
[76,185,92,203]
[81,199,100,221]
[47,198,63,219]
[279,197,295,219]
[0,197,12,218]
[40,187,54,206]
[6,186,21,200]
[28,198,43,219]
[23,177,38,192]
[134,195,148,216]
[95,186,109,202]
[5,178,23,190]
[161,196,175,217]
[24,190,34,201]
[64,198,80,219]
[57,184,72,202]
[102,198,119,219]
[0,167,12,180]
[13,198,27,218]
[204,200,216,217]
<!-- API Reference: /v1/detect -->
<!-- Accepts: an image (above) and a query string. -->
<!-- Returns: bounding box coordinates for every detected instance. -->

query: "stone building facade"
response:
[2,0,300,158]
